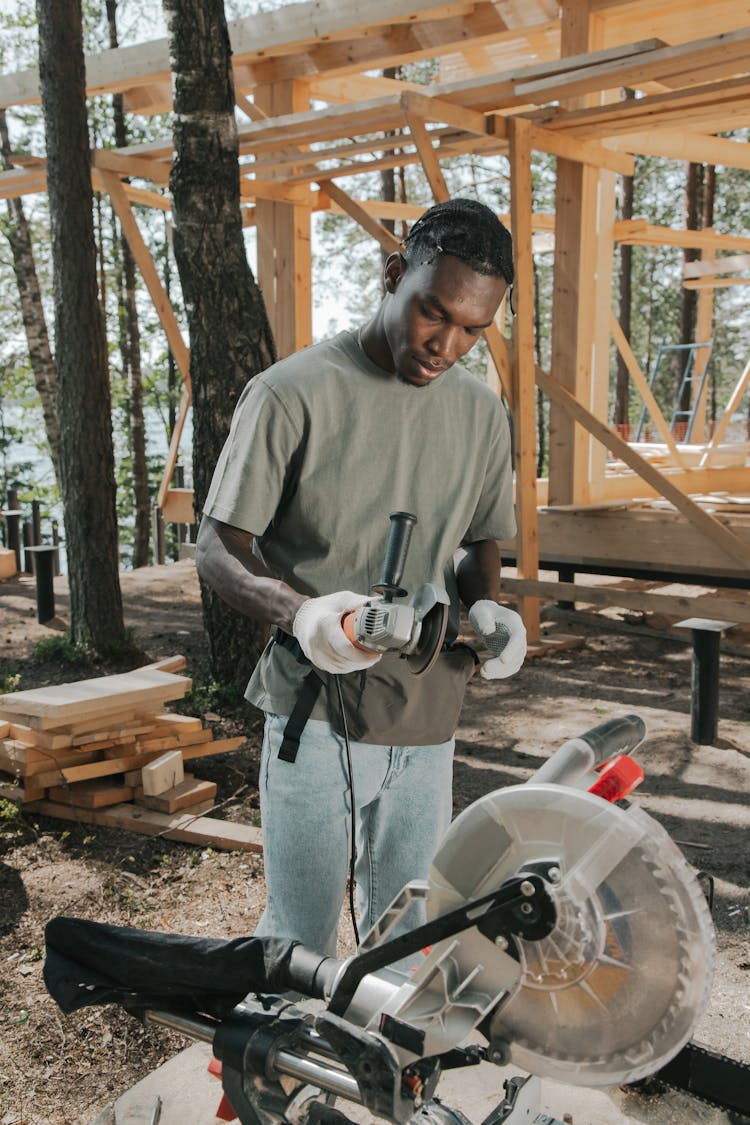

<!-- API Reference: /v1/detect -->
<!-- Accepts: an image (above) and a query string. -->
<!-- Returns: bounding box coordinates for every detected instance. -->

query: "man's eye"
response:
[422,307,442,322]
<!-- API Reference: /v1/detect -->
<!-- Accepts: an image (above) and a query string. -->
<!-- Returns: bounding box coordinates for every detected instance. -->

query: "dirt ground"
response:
[0,560,748,1125]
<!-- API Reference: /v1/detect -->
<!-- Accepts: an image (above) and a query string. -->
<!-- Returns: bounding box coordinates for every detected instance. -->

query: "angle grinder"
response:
[341,511,450,675]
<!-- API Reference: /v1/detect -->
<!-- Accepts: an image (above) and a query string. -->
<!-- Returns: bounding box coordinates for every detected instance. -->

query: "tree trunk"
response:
[614,90,636,432]
[165,0,277,686]
[107,0,150,567]
[0,109,62,491]
[36,0,125,652]
[702,163,718,428]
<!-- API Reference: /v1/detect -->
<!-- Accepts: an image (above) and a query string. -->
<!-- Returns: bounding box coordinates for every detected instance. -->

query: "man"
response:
[196,197,526,957]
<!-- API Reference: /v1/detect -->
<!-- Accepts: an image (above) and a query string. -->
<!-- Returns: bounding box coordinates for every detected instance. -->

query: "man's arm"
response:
[455,538,501,608]
[195,514,306,634]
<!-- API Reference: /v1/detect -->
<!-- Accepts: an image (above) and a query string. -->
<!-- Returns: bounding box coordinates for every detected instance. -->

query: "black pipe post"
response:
[4,510,22,571]
[31,499,42,545]
[26,545,57,624]
[52,520,61,575]
[22,519,34,574]
[676,618,735,746]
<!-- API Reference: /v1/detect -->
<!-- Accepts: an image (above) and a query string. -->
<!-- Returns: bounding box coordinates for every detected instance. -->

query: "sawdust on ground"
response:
[0,560,748,1125]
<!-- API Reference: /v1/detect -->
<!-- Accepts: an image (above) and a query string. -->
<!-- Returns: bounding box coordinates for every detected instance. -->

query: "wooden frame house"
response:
[1,0,749,638]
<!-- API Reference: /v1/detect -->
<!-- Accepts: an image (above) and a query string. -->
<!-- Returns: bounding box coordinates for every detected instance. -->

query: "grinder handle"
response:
[374,511,417,601]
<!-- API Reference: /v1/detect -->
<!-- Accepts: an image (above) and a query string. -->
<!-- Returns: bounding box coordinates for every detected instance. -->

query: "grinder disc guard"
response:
[426,784,715,1087]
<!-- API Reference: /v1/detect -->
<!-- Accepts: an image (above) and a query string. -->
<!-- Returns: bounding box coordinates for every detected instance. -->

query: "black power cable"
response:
[334,675,360,948]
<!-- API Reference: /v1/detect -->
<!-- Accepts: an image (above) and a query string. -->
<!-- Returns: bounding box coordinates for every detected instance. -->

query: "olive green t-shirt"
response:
[203,329,516,721]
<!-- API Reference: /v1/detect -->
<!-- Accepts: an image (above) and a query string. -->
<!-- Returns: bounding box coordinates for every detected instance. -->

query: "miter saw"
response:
[43,713,737,1125]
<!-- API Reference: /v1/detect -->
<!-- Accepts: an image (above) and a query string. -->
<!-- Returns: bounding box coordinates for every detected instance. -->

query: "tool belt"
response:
[271,627,479,760]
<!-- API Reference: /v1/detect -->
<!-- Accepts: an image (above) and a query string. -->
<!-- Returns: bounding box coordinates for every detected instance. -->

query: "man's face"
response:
[380,253,507,388]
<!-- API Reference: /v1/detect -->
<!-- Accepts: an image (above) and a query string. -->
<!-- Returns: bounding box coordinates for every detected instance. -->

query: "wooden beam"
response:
[92,147,171,185]
[608,129,750,172]
[317,180,402,252]
[500,575,750,626]
[609,311,687,466]
[535,365,750,569]
[684,252,750,279]
[699,355,750,469]
[400,90,490,136]
[100,170,190,396]
[616,220,750,254]
[509,116,541,641]
[158,386,191,509]
[516,27,750,102]
[683,276,750,291]
[28,799,263,852]
[402,111,450,201]
[526,122,634,175]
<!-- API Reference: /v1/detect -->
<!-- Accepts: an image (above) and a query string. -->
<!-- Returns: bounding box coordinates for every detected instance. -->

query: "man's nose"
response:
[427,324,461,358]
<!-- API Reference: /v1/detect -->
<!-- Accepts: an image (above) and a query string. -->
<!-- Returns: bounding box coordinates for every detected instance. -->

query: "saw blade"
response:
[406,601,449,675]
[426,784,715,1087]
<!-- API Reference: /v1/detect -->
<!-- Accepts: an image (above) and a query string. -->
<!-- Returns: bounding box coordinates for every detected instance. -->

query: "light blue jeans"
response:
[254,713,454,957]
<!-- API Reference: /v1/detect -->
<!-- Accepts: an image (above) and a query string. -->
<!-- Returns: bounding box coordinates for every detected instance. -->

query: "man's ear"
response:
[384,253,407,294]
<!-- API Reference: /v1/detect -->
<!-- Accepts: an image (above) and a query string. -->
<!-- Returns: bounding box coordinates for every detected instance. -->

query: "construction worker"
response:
[196,198,526,957]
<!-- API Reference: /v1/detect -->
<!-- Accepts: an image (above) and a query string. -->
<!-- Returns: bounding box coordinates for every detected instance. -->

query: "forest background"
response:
[2,0,750,581]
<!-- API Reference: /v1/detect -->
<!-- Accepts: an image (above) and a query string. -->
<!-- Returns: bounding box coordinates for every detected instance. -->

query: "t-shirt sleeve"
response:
[202,376,301,535]
[463,403,517,543]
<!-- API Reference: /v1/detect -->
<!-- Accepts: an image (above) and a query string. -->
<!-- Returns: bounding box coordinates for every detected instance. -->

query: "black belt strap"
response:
[277,668,325,763]
[271,626,324,764]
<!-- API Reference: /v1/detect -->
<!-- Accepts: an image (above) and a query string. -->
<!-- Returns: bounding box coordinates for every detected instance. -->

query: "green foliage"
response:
[178,675,245,716]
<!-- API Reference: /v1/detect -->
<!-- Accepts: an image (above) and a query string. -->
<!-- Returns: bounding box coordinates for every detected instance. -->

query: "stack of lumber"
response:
[0,658,261,852]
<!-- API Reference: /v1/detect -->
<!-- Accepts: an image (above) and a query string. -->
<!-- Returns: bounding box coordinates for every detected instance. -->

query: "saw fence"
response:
[0,657,261,852]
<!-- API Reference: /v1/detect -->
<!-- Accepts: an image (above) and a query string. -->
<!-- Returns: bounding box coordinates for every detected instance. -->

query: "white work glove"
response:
[292,591,383,675]
[468,600,527,680]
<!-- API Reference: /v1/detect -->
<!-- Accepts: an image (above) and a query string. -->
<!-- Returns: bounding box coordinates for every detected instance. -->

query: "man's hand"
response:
[468,600,526,680]
[293,592,383,674]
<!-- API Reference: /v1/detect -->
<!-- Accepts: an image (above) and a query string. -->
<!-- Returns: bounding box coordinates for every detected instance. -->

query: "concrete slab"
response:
[92,1039,737,1125]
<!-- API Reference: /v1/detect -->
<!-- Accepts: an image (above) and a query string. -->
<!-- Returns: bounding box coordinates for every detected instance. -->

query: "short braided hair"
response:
[401,198,514,285]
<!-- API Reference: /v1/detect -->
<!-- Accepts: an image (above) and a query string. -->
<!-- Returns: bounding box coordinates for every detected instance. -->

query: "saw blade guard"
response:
[427,783,715,1088]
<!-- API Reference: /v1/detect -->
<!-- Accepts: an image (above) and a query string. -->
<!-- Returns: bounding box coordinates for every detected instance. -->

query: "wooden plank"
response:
[699,355,750,468]
[0,667,191,728]
[141,750,184,796]
[509,115,541,642]
[403,111,450,201]
[157,385,191,509]
[535,365,750,570]
[100,170,191,390]
[47,779,136,808]
[683,252,750,280]
[27,800,263,853]
[160,488,195,525]
[0,742,101,778]
[683,277,750,291]
[515,27,750,102]
[609,311,687,465]
[317,180,401,252]
[500,576,750,626]
[616,220,750,254]
[400,90,489,136]
[25,735,239,790]
[0,780,47,804]
[135,776,217,813]
[608,129,750,173]
[526,122,634,175]
[92,147,170,185]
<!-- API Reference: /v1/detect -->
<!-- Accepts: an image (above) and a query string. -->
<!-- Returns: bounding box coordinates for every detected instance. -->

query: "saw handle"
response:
[532,713,646,787]
[371,511,417,601]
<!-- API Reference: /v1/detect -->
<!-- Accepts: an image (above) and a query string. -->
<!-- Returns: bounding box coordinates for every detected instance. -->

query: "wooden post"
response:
[509,117,540,643]
[548,2,615,506]
[254,80,312,358]
[692,238,714,441]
